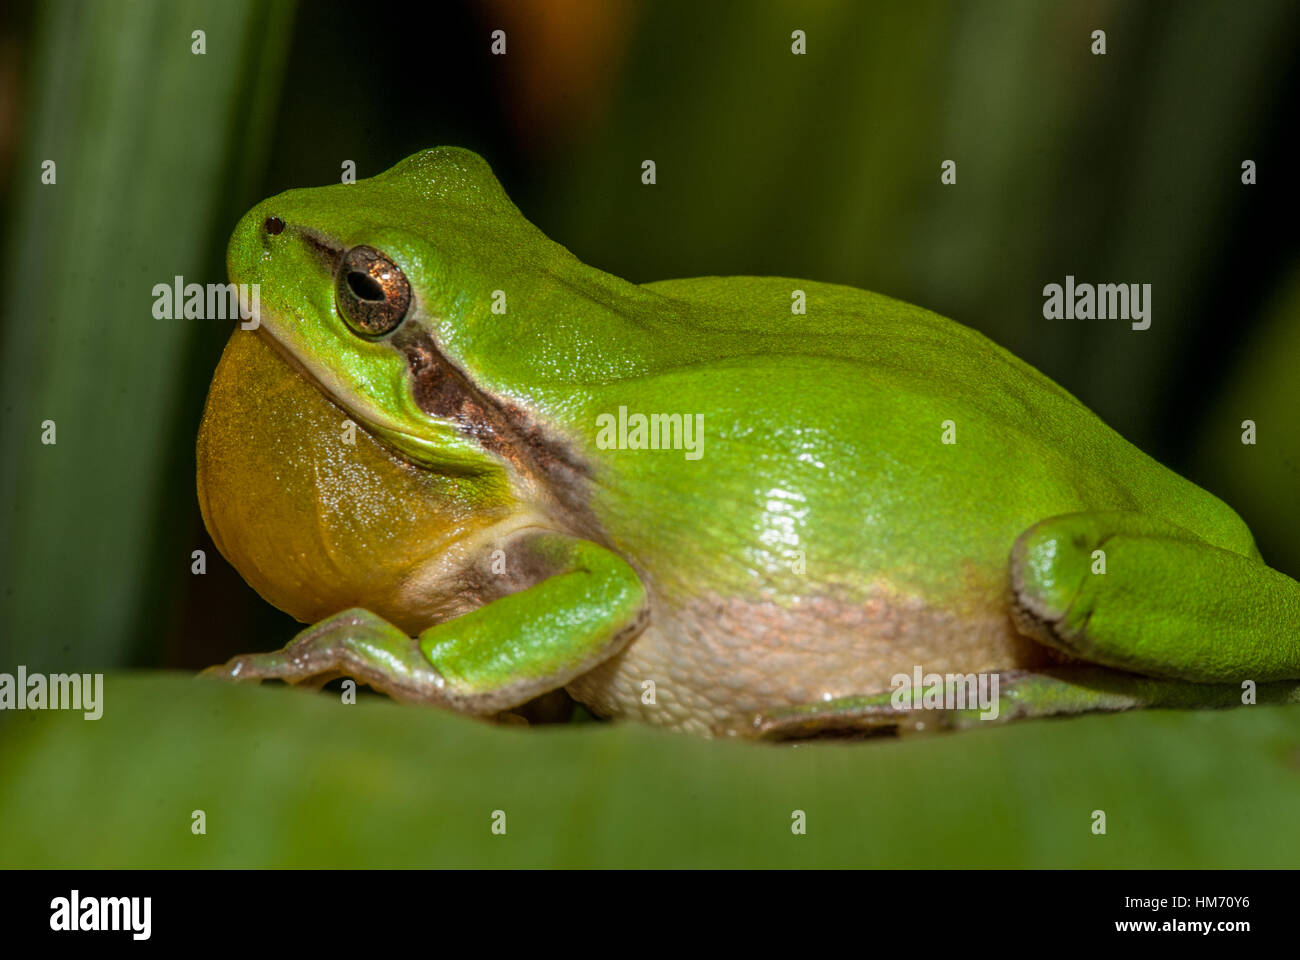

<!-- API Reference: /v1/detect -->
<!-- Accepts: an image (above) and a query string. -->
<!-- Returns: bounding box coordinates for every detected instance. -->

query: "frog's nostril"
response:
[264,215,285,236]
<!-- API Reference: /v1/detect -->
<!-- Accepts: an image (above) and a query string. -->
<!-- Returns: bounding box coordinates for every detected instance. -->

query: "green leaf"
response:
[2,673,1297,867]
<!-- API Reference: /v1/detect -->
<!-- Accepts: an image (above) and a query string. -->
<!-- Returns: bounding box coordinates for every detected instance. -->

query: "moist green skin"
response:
[200,147,1300,736]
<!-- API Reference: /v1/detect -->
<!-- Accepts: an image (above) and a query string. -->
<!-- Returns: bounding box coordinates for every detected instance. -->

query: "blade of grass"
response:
[0,0,296,671]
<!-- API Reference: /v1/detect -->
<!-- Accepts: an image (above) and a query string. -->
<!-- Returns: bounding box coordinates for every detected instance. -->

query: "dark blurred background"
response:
[2,0,1297,676]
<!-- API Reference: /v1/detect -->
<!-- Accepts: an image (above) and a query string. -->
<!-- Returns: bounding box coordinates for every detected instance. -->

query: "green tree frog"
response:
[198,148,1300,738]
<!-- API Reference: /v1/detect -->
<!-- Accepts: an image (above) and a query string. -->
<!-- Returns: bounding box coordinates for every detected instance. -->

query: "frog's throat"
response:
[243,322,427,461]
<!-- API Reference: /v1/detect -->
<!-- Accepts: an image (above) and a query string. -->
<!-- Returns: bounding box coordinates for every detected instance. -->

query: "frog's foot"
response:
[201,608,458,708]
[717,667,1300,741]
[718,686,916,741]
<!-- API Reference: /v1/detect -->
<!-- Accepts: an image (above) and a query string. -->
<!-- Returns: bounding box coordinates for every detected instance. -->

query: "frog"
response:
[197,147,1300,739]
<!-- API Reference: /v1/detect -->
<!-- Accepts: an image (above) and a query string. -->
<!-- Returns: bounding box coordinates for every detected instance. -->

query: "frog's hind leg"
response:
[1010,511,1300,681]
[729,508,1300,741]
[720,668,1300,741]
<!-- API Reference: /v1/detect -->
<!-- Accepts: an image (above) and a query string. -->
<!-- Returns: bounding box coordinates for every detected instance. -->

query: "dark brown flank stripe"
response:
[389,321,596,527]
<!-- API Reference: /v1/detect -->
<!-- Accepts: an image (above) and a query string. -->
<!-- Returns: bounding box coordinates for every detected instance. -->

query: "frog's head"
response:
[226,147,561,478]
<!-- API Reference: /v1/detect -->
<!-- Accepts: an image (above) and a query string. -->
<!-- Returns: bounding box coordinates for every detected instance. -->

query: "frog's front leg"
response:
[206,608,443,698]
[202,534,648,716]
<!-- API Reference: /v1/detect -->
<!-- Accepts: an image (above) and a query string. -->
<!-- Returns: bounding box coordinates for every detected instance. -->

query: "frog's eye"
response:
[334,245,411,338]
